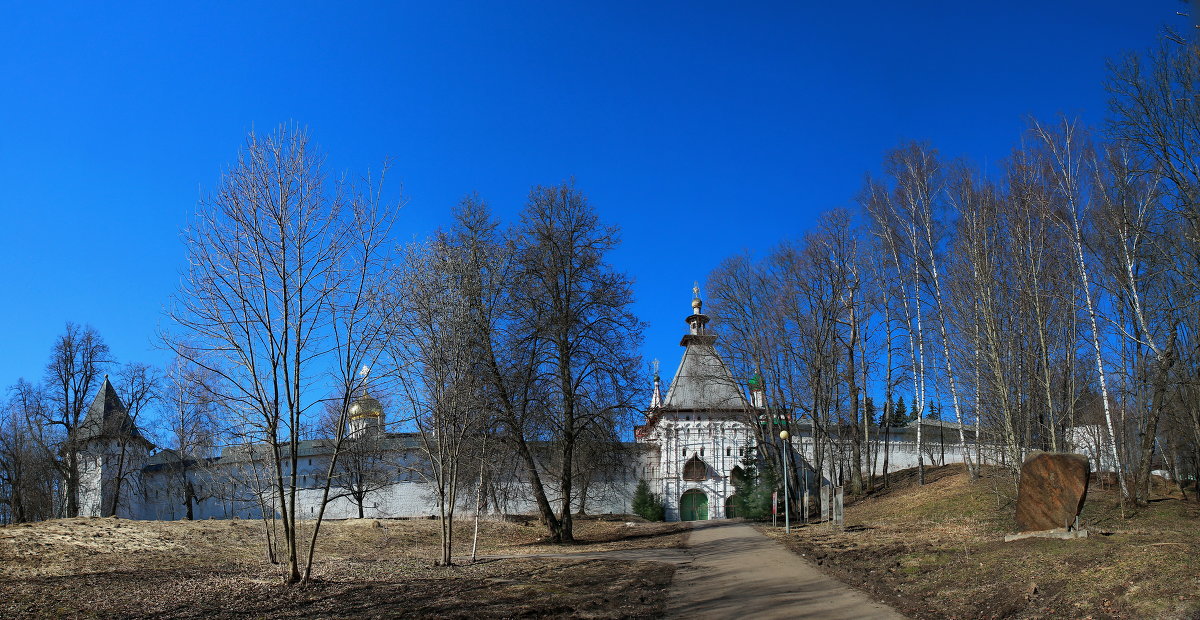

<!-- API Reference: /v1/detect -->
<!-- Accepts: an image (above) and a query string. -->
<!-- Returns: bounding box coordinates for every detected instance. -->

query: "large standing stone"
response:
[1014,452,1090,532]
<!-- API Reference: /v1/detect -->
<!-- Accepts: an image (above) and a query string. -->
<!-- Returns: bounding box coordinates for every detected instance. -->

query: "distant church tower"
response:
[74,376,154,518]
[636,284,761,521]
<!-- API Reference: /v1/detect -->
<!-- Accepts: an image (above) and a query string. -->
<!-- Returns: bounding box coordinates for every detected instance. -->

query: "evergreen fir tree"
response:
[893,396,908,427]
[632,479,665,521]
[726,461,778,520]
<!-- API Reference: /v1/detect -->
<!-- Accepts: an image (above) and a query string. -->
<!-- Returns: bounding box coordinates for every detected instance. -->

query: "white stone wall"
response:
[77,453,104,517]
[1067,425,1117,472]
[130,449,639,521]
[87,424,981,523]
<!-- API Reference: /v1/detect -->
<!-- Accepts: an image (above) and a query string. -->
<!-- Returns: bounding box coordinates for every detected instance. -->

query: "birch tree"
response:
[1032,118,1129,501]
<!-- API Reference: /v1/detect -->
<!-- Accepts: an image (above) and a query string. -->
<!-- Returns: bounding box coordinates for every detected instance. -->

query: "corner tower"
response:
[74,376,154,518]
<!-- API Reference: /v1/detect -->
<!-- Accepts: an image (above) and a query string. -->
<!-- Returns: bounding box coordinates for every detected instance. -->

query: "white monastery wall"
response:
[74,290,982,524]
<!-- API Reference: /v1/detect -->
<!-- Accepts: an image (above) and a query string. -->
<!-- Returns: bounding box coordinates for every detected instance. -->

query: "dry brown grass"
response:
[0,515,678,618]
[761,464,1200,619]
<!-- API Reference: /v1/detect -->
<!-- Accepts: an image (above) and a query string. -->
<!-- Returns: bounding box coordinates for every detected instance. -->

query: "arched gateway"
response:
[680,489,708,521]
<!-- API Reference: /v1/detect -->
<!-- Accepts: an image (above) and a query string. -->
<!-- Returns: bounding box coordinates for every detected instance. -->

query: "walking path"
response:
[468,521,905,619]
[666,521,906,619]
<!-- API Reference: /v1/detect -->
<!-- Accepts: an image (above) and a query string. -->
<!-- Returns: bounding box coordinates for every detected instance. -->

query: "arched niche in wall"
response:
[730,465,747,487]
[682,454,710,481]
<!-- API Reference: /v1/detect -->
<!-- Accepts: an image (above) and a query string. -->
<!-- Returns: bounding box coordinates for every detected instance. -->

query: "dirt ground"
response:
[6,470,1196,619]
[760,464,1200,620]
[0,516,686,619]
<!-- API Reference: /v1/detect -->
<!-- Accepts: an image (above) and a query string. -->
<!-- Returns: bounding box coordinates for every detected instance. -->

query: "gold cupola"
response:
[349,393,383,420]
[348,393,384,437]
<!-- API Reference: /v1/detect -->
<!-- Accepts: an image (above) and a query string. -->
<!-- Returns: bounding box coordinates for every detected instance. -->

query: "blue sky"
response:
[0,2,1180,398]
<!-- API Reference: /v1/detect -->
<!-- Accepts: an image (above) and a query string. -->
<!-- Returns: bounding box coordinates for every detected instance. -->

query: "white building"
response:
[73,286,978,522]
[635,286,761,520]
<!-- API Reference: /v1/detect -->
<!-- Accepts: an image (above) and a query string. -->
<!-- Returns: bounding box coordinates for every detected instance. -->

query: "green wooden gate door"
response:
[680,490,708,521]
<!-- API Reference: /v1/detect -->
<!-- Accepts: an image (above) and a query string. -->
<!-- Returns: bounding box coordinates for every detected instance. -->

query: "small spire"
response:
[691,281,702,314]
[650,358,663,409]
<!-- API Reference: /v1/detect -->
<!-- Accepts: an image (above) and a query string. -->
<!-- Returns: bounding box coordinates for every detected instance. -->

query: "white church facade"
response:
[72,287,979,522]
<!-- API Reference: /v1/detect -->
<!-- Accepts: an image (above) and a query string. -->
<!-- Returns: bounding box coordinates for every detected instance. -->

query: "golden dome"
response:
[349,393,383,420]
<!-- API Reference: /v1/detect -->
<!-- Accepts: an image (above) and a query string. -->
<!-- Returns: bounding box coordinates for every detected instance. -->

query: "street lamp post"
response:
[780,429,790,534]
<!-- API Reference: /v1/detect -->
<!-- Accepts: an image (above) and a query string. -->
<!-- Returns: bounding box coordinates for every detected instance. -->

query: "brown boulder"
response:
[1014,451,1090,532]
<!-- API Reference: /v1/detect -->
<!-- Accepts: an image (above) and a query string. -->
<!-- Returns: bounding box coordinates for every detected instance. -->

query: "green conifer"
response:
[632,479,665,521]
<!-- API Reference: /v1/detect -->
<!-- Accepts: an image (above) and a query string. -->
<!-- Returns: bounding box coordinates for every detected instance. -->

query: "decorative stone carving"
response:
[1014,451,1090,532]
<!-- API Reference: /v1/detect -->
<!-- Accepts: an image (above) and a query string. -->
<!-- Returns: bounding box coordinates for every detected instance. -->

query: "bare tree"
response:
[507,182,644,543]
[330,427,393,519]
[106,362,161,517]
[42,323,111,517]
[1032,119,1130,501]
[169,124,397,584]
[0,380,56,523]
[376,195,503,564]
[159,357,220,520]
[1090,143,1181,505]
[864,167,929,483]
[1105,36,1200,501]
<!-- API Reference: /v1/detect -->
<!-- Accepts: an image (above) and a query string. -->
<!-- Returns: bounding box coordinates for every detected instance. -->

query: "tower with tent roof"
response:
[74,376,154,518]
[635,284,761,521]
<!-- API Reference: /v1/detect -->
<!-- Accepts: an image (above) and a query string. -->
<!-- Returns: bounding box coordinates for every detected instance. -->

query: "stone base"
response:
[1004,528,1089,542]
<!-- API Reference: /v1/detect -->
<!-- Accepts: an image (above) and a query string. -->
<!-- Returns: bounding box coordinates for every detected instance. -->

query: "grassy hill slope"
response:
[762,464,1199,619]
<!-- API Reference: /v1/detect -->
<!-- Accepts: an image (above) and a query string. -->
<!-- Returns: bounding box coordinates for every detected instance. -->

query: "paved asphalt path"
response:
[468,521,905,618]
[666,521,906,619]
